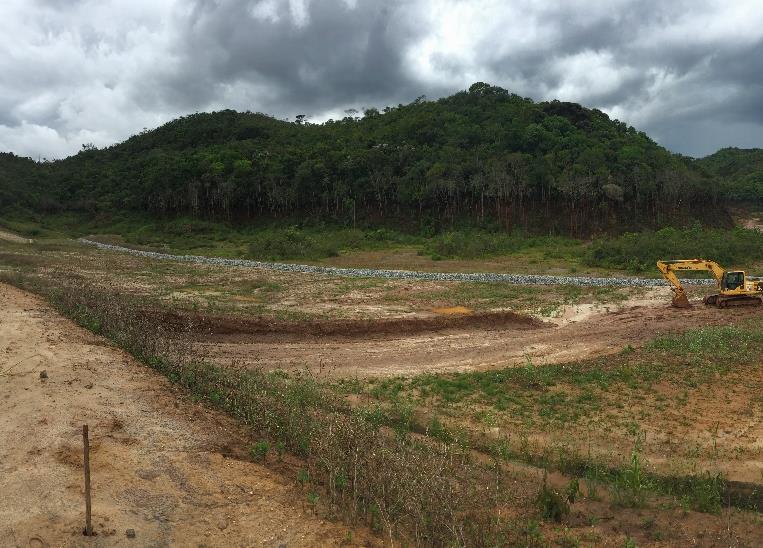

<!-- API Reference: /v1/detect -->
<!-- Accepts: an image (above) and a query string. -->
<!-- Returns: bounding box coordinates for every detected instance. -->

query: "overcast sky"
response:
[1,0,762,159]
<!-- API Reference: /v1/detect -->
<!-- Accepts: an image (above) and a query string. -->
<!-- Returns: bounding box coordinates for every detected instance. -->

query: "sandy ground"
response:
[0,229,32,244]
[198,289,763,378]
[0,283,371,547]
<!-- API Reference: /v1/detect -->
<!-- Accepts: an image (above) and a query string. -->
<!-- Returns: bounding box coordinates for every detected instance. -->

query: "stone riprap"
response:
[79,238,715,288]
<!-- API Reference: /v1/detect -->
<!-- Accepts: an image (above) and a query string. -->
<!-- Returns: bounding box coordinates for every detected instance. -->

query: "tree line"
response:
[0,82,739,235]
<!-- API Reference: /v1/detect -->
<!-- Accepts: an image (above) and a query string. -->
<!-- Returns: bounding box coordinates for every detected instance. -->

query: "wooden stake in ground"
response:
[82,424,92,536]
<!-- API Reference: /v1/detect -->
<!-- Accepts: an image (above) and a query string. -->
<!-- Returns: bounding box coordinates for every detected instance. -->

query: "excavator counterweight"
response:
[656,259,763,309]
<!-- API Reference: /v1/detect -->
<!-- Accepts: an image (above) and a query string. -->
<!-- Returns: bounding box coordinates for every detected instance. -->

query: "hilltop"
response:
[1,83,726,235]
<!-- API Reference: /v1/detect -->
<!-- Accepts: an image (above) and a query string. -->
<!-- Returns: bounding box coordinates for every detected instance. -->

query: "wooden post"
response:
[82,424,92,536]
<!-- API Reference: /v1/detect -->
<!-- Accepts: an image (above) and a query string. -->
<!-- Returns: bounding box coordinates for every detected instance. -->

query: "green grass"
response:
[350,321,763,514]
[362,322,763,429]
[647,325,763,358]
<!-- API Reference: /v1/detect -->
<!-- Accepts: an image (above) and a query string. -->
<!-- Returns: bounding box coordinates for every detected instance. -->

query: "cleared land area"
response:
[2,237,763,545]
[0,283,368,546]
[191,290,761,377]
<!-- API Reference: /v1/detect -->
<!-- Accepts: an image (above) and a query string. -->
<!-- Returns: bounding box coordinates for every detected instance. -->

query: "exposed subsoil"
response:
[191,294,763,378]
[0,283,372,547]
[151,308,546,341]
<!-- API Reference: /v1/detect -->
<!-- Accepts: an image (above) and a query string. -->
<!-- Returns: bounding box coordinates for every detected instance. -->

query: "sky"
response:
[1,0,763,159]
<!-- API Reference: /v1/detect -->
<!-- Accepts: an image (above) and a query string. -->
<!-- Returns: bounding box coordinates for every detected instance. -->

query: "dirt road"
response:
[0,284,369,546]
[198,291,763,377]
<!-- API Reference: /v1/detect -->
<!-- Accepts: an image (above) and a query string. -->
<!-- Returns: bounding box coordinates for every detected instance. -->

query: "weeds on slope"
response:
[1,272,520,546]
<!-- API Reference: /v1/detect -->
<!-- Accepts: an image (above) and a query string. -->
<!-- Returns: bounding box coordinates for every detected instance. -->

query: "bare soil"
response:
[0,229,32,244]
[152,307,545,340]
[194,291,763,378]
[0,283,372,547]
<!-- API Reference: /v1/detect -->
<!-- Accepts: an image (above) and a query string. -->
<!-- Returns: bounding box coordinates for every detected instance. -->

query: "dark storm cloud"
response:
[147,0,438,116]
[1,0,762,158]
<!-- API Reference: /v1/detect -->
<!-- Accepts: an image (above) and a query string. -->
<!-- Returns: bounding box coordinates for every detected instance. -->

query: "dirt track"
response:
[195,290,763,377]
[0,284,369,546]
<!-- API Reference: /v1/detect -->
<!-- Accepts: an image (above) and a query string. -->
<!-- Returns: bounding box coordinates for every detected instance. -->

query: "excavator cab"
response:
[721,271,745,291]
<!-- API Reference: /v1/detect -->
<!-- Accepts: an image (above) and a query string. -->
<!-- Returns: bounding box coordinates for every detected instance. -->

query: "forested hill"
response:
[696,148,763,202]
[1,82,725,235]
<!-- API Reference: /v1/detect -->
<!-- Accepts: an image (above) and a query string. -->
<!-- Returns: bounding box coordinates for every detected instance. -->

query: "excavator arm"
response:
[656,259,725,308]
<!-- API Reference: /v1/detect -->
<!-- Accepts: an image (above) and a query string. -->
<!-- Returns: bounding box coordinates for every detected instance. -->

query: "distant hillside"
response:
[1,83,725,234]
[697,147,763,202]
[0,153,46,212]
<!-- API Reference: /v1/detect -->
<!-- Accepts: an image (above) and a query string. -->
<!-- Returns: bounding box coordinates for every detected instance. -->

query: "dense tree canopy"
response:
[0,83,735,235]
[696,147,763,202]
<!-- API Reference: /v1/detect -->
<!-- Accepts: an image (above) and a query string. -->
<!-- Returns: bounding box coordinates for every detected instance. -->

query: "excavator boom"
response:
[656,259,723,308]
[656,259,763,308]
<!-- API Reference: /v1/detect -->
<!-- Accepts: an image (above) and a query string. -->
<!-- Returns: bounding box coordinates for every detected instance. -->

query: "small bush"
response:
[679,472,723,514]
[613,443,651,508]
[536,473,570,522]
[248,227,339,261]
[250,440,270,462]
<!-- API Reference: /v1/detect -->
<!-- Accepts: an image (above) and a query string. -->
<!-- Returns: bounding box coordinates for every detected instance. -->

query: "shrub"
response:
[250,440,270,462]
[248,227,338,260]
[584,226,763,273]
[536,472,570,522]
[423,230,580,260]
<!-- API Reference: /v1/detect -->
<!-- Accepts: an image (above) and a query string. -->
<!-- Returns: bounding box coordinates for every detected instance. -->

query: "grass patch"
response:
[647,325,763,359]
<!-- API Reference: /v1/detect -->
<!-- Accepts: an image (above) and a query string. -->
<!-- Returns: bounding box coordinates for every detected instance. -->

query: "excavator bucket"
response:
[671,292,691,308]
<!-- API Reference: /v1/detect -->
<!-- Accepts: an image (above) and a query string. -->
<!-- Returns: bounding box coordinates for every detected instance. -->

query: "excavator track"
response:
[705,294,763,307]
[714,295,763,308]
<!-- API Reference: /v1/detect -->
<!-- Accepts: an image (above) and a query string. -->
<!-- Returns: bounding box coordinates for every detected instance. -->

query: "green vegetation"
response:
[355,321,763,514]
[246,226,412,260]
[9,208,759,281]
[698,147,763,201]
[584,225,763,272]
[367,322,763,422]
[1,82,722,237]
[422,230,580,260]
[249,440,270,462]
[536,473,574,522]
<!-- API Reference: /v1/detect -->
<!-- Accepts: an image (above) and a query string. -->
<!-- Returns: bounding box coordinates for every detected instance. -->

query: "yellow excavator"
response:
[657,259,763,308]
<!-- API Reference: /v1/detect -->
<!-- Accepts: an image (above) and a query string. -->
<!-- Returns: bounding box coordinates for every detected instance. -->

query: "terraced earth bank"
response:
[0,283,369,546]
[177,291,762,377]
